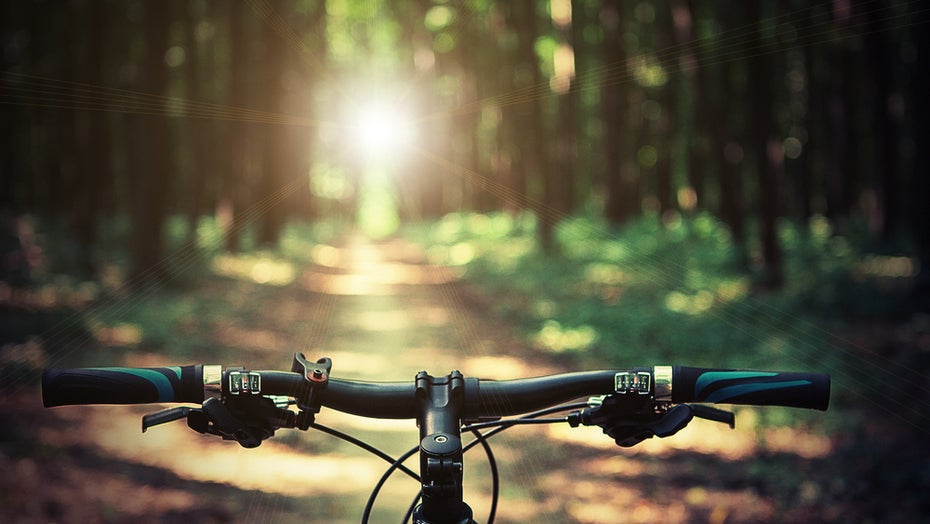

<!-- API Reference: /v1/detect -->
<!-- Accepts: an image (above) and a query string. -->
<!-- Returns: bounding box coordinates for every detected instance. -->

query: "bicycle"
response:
[42,353,830,524]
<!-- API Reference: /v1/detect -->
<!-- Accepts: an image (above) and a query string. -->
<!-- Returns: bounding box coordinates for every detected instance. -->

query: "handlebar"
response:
[671,366,830,411]
[41,365,207,407]
[42,363,830,415]
[40,356,830,524]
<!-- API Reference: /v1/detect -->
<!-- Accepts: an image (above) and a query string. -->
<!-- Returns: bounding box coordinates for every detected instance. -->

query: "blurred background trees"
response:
[1,0,928,293]
[3,5,930,519]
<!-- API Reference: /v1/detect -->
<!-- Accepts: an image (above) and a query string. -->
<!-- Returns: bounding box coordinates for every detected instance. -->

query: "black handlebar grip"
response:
[671,366,830,411]
[42,365,204,407]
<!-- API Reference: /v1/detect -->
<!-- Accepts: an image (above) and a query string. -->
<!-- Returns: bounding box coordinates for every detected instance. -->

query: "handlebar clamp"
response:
[291,353,333,429]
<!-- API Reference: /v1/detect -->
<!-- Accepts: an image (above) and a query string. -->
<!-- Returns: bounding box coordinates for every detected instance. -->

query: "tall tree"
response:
[654,3,677,217]
[449,12,482,211]
[257,2,290,247]
[291,0,326,222]
[495,1,525,213]
[73,0,112,278]
[513,0,546,229]
[699,3,747,260]
[413,0,445,218]
[825,1,855,224]
[863,0,899,238]
[716,62,746,255]
[544,0,579,253]
[502,0,546,217]
[746,2,783,288]
[674,0,704,209]
[223,1,252,253]
[183,2,210,244]
[601,0,638,225]
[130,2,172,282]
[909,1,930,305]
[799,0,837,221]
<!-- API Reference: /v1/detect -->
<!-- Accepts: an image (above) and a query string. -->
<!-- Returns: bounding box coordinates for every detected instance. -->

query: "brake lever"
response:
[140,395,296,449]
[607,404,695,447]
[616,404,734,446]
[569,394,737,447]
[691,404,735,428]
[142,406,192,432]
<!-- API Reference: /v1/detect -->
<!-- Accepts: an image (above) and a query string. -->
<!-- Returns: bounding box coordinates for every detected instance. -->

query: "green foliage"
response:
[8,217,348,366]
[407,211,923,423]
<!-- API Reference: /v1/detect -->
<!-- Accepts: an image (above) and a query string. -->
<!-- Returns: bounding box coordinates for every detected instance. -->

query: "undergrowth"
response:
[405,211,928,429]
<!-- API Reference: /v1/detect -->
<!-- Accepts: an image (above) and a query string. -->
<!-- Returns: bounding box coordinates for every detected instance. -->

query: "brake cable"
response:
[309,421,420,481]
[407,402,592,524]
[462,401,590,453]
[370,403,585,524]
[362,445,420,524]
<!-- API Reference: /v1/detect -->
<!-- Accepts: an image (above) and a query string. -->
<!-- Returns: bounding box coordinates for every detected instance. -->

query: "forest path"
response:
[2,233,837,523]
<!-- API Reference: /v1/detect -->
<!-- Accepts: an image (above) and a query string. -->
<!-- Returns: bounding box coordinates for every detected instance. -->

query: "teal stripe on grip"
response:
[89,367,177,402]
[703,380,813,404]
[695,371,777,397]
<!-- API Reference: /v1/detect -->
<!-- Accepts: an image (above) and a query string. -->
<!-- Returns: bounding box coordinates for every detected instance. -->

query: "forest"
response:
[2,0,930,522]
[2,0,928,283]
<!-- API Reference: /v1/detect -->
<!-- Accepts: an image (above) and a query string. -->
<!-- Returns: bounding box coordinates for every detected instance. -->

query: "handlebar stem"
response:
[412,370,474,524]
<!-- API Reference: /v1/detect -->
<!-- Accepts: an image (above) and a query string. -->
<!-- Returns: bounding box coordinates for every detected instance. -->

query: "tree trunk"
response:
[130,2,172,283]
[601,0,637,226]
[654,3,677,217]
[825,3,855,224]
[747,2,783,289]
[864,0,898,239]
[496,2,524,213]
[512,0,544,217]
[224,2,251,253]
[513,0,548,246]
[257,2,290,248]
[292,1,326,222]
[801,1,836,220]
[73,1,110,278]
[676,0,704,209]
[545,0,580,253]
[184,4,208,245]
[910,3,930,307]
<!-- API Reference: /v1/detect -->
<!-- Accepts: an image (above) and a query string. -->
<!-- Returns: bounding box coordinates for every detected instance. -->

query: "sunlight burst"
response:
[351,101,416,159]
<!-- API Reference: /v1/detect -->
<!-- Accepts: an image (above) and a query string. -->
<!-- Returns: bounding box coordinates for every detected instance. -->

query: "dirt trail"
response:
[1,234,842,523]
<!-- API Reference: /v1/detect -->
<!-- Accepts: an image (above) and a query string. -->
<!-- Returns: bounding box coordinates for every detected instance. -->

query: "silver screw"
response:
[434,435,448,443]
